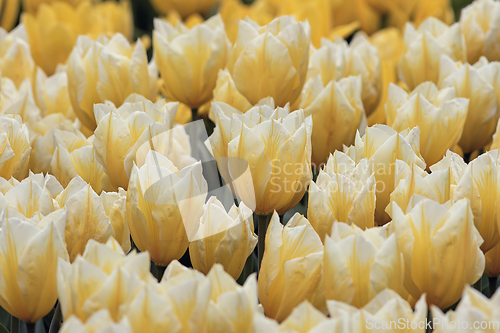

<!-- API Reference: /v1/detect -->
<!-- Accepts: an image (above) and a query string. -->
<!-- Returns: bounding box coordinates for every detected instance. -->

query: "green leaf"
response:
[0,323,8,333]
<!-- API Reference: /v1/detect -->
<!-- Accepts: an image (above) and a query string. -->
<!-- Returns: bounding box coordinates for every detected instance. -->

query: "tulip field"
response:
[3,0,500,332]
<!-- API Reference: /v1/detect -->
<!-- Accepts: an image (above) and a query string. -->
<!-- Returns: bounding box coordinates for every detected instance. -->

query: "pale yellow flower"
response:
[60,310,132,333]
[0,75,41,122]
[0,114,31,180]
[33,68,75,118]
[0,25,35,88]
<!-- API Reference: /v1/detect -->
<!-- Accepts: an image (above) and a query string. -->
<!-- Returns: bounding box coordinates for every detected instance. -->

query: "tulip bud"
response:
[324,222,406,308]
[258,212,323,322]
[398,18,466,90]
[392,197,485,309]
[0,114,31,180]
[67,34,157,130]
[0,0,19,31]
[0,25,35,88]
[209,102,312,215]
[189,197,257,279]
[344,124,426,225]
[127,151,207,266]
[439,55,499,153]
[300,75,365,166]
[225,16,310,107]
[0,213,68,323]
[308,152,376,242]
[57,238,153,322]
[460,0,500,64]
[154,15,230,109]
[60,310,133,333]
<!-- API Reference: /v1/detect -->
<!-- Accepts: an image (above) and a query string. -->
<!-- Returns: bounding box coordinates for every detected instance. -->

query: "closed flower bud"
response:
[392,197,485,309]
[258,212,323,322]
[398,18,466,90]
[0,0,19,31]
[189,197,257,279]
[154,15,230,109]
[67,34,157,130]
[386,82,469,166]
[308,152,376,242]
[0,213,68,323]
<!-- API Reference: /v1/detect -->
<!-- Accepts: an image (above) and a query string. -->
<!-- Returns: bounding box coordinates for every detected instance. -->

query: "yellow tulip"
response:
[150,0,220,18]
[344,125,426,225]
[127,151,207,266]
[22,0,88,14]
[0,0,20,31]
[0,25,36,88]
[331,0,380,35]
[277,0,331,48]
[0,114,31,180]
[34,68,75,118]
[50,128,113,193]
[154,15,230,109]
[0,75,41,122]
[278,301,326,333]
[209,102,312,215]
[369,28,404,69]
[60,311,133,333]
[308,151,376,242]
[0,213,68,323]
[67,34,157,130]
[324,222,406,308]
[300,75,365,166]
[57,238,154,322]
[439,55,499,153]
[386,164,451,219]
[219,0,274,43]
[432,286,498,333]
[453,150,500,253]
[92,98,182,190]
[412,0,454,27]
[22,1,133,76]
[258,212,323,322]
[386,82,469,166]
[392,197,485,309]
[212,69,253,113]
[485,243,500,278]
[429,150,467,189]
[460,0,500,64]
[189,197,257,279]
[164,10,204,29]
[398,18,466,90]
[226,16,310,107]
[319,289,428,333]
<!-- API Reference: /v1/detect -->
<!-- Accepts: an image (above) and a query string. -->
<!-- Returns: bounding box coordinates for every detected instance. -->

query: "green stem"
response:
[49,302,62,333]
[426,309,432,333]
[191,108,199,122]
[490,276,498,297]
[10,316,19,333]
[474,276,483,293]
[26,322,36,333]
[258,214,272,272]
[155,264,167,282]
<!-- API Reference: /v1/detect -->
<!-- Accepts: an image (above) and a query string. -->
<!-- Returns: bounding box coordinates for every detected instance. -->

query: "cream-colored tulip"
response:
[308,152,376,242]
[324,222,406,308]
[0,213,68,323]
[209,102,312,215]
[278,301,326,333]
[315,289,428,333]
[154,15,230,109]
[307,34,382,116]
[57,238,153,322]
[485,243,500,278]
[0,76,40,122]
[460,0,500,64]
[439,55,499,153]
[212,69,253,113]
[60,311,132,333]
[226,16,310,107]
[432,286,500,333]
[453,150,500,253]
[127,151,207,266]
[344,125,426,225]
[258,212,323,322]
[429,150,467,188]
[67,34,157,130]
[0,25,35,87]
[55,176,130,260]
[300,75,365,166]
[392,197,485,309]
[189,197,257,279]
[50,128,113,193]
[0,114,31,180]
[386,163,451,219]
[34,68,74,118]
[398,17,466,90]
[386,82,468,166]
[92,98,187,190]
